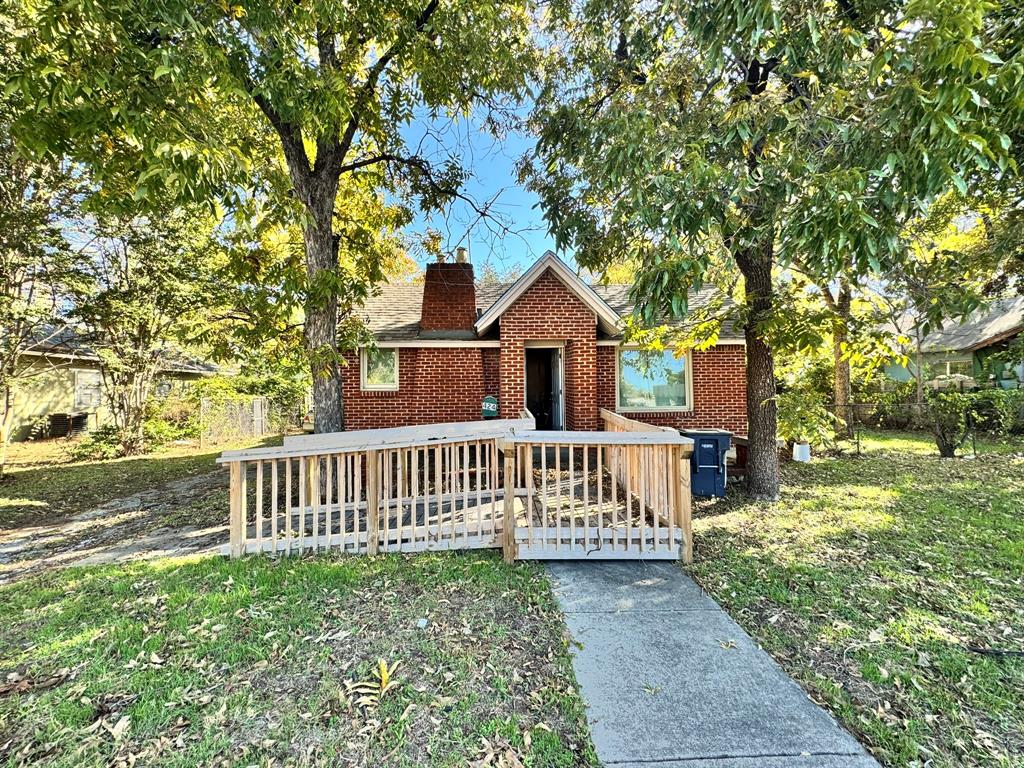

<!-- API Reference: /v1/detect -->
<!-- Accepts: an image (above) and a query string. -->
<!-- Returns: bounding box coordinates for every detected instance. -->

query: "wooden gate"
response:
[499,430,692,562]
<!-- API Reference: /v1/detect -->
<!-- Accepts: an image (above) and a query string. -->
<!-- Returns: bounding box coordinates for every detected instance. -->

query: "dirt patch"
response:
[0,471,229,584]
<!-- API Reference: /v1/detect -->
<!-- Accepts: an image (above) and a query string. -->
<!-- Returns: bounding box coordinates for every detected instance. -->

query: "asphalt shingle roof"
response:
[921,295,1024,353]
[357,279,743,342]
[27,326,219,374]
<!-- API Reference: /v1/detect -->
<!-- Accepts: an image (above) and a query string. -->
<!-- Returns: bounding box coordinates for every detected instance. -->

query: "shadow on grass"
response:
[688,447,1024,767]
[0,437,281,531]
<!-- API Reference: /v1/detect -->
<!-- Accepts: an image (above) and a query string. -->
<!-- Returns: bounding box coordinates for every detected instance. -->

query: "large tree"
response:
[10,0,536,432]
[72,205,225,454]
[0,0,85,476]
[528,0,1021,498]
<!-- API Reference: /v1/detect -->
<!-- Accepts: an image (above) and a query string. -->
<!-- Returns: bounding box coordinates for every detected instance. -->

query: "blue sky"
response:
[402,111,563,276]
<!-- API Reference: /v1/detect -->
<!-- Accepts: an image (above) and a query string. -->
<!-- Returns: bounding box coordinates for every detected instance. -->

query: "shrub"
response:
[968,389,1017,435]
[68,425,122,461]
[776,390,842,448]
[925,391,972,458]
[144,391,201,445]
[872,381,919,430]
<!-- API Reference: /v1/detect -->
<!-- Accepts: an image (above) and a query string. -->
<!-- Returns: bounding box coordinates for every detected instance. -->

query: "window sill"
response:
[618,406,694,414]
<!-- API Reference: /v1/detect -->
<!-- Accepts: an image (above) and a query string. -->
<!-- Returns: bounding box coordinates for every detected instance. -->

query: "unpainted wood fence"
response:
[217,411,694,563]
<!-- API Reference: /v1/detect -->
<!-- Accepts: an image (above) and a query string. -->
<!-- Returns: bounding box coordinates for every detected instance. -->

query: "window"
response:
[361,348,399,391]
[945,360,973,377]
[74,370,104,410]
[617,349,690,411]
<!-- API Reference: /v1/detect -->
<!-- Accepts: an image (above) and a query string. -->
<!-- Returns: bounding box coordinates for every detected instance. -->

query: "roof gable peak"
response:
[474,251,621,336]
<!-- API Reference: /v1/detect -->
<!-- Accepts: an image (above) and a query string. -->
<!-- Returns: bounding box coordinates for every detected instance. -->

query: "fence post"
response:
[200,398,207,450]
[502,442,516,564]
[676,445,693,564]
[366,450,380,555]
[229,461,244,558]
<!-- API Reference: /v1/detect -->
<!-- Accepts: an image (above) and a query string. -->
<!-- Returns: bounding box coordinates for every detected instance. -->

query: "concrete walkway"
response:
[547,562,880,768]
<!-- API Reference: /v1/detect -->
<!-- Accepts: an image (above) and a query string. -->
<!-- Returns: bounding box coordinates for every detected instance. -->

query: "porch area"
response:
[217,409,694,562]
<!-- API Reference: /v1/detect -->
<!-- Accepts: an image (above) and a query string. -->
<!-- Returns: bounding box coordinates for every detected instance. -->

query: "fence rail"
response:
[219,412,694,563]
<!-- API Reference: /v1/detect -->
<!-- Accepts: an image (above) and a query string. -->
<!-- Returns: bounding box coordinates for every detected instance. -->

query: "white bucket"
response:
[792,441,811,462]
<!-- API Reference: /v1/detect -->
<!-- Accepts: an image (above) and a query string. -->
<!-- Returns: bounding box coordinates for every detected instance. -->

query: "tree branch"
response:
[336,0,441,164]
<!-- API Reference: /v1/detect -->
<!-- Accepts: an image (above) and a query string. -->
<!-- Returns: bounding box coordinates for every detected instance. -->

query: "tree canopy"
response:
[10,0,538,432]
[528,0,1023,496]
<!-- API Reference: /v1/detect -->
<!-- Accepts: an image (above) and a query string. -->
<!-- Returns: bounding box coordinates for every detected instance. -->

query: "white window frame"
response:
[615,346,694,414]
[360,347,400,391]
[943,358,973,377]
[73,368,104,411]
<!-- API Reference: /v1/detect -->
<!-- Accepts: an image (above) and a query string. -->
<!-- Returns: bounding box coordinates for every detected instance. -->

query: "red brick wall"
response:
[341,266,747,434]
[341,347,497,429]
[497,269,599,430]
[419,262,477,332]
[482,348,500,393]
[596,344,748,434]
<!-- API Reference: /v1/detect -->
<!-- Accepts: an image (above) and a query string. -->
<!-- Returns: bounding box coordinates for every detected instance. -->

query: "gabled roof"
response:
[474,251,621,336]
[922,296,1024,354]
[356,254,745,343]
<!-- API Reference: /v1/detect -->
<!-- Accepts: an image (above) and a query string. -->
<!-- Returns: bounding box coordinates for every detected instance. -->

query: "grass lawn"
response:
[0,438,274,530]
[0,551,595,767]
[690,429,1024,768]
[1,439,595,765]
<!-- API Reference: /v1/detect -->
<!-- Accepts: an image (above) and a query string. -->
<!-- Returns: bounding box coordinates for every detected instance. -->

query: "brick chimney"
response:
[420,259,477,335]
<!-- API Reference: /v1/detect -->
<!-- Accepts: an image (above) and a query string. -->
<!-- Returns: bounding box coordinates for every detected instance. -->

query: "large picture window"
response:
[617,349,690,411]
[360,348,399,391]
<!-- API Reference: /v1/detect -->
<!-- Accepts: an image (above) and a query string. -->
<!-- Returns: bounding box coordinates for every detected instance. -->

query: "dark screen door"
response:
[526,348,557,429]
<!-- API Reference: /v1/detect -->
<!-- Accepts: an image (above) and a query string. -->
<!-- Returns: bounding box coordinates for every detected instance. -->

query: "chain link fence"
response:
[198,396,303,448]
[823,391,1024,456]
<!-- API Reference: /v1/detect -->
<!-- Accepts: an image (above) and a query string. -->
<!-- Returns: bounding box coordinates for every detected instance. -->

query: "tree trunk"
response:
[914,328,925,405]
[832,282,853,439]
[0,385,11,481]
[302,210,344,434]
[736,243,780,501]
[105,367,150,455]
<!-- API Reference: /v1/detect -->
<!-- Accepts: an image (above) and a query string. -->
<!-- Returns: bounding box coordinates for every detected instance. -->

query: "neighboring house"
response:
[342,251,747,434]
[7,329,218,441]
[885,296,1024,388]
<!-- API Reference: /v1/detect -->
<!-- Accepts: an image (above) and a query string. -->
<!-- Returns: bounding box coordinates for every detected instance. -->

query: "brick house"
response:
[342,251,747,434]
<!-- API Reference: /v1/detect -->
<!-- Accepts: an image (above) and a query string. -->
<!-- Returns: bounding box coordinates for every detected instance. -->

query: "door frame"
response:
[523,341,565,430]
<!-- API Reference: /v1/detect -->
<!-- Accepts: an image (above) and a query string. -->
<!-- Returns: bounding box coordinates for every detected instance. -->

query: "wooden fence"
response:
[218,413,694,562]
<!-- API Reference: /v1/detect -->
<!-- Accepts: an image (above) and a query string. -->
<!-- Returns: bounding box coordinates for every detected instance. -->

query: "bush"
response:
[968,389,1018,434]
[144,390,201,446]
[872,381,920,430]
[776,390,842,448]
[68,425,122,461]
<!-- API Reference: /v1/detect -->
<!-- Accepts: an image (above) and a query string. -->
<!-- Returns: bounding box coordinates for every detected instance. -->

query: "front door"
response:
[525,347,563,429]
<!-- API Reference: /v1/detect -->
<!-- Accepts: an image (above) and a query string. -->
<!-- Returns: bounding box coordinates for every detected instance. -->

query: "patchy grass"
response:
[0,551,596,767]
[841,428,1024,458]
[0,438,276,530]
[690,430,1024,768]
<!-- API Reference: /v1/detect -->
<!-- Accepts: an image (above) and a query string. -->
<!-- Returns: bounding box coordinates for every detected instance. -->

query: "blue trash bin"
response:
[681,429,732,498]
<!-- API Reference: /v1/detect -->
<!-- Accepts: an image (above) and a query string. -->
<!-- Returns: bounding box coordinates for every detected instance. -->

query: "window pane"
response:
[946,360,973,377]
[75,370,103,410]
[618,350,687,409]
[365,348,398,387]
